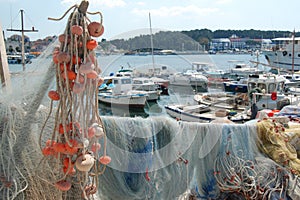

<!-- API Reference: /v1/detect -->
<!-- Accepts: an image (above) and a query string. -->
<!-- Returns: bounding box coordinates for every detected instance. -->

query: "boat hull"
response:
[165,104,249,123]
[223,82,248,93]
[98,93,147,108]
[263,50,300,71]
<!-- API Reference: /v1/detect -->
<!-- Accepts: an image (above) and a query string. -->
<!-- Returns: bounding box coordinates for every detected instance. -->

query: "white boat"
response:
[262,36,300,71]
[192,62,231,87]
[165,104,249,123]
[7,54,31,64]
[168,70,208,92]
[132,77,161,101]
[149,77,169,95]
[227,60,262,77]
[247,73,300,112]
[194,92,249,111]
[134,63,177,78]
[132,77,158,91]
[98,76,147,108]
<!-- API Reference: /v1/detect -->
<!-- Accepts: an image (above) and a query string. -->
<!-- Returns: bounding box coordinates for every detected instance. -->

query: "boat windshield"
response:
[121,79,132,84]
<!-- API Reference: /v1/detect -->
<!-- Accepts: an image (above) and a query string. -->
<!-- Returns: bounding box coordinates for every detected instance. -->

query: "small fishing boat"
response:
[194,92,249,111]
[149,77,169,95]
[247,73,300,111]
[223,78,248,93]
[7,54,31,64]
[132,77,161,101]
[165,103,250,123]
[192,62,231,88]
[226,60,262,80]
[98,76,147,108]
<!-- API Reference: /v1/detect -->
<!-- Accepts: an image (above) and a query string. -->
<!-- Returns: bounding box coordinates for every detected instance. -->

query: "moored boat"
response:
[132,77,161,101]
[7,54,31,64]
[98,76,147,108]
[194,92,249,111]
[168,70,208,92]
[227,60,263,77]
[165,103,250,123]
[223,78,248,93]
[247,73,300,111]
[262,36,300,71]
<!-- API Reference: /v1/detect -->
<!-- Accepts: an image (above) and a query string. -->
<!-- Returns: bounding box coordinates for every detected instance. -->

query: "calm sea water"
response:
[97,53,268,76]
[7,53,268,118]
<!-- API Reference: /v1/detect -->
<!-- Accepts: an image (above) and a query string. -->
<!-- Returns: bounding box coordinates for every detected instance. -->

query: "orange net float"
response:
[86,39,98,50]
[55,180,72,191]
[88,22,104,37]
[71,25,83,36]
[48,90,60,101]
[99,155,111,165]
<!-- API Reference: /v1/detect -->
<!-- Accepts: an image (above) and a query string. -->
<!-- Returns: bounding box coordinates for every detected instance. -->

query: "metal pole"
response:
[21,10,25,71]
[149,12,155,75]
[292,29,295,75]
[7,9,38,71]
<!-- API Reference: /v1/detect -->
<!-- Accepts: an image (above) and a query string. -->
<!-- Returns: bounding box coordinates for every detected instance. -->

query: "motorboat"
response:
[149,77,169,95]
[165,103,249,123]
[98,76,147,108]
[223,78,248,93]
[132,77,161,101]
[192,62,231,87]
[134,63,177,78]
[168,70,208,92]
[7,53,31,64]
[227,60,263,77]
[194,92,249,111]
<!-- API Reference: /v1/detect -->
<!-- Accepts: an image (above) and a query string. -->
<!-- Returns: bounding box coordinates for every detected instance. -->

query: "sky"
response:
[0,0,299,41]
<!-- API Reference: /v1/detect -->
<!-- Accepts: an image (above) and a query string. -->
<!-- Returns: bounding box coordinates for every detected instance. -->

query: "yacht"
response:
[168,70,208,92]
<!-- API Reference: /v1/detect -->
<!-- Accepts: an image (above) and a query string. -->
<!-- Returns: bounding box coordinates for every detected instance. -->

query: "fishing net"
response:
[98,116,300,200]
[1,0,300,200]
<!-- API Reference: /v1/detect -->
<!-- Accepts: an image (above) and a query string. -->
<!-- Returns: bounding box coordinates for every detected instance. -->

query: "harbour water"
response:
[8,53,268,118]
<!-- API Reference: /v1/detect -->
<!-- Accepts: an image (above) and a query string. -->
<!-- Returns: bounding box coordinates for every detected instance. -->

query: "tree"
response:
[198,37,209,50]
[8,45,14,53]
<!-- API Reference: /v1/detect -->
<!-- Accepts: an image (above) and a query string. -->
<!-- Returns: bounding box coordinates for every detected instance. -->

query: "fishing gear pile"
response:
[40,0,110,198]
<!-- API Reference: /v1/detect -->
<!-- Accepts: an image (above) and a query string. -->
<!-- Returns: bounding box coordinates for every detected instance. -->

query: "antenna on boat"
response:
[292,29,295,76]
[7,9,38,71]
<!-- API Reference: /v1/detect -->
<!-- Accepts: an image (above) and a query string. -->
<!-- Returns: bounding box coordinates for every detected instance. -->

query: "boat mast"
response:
[7,9,38,71]
[149,12,155,74]
[292,29,295,75]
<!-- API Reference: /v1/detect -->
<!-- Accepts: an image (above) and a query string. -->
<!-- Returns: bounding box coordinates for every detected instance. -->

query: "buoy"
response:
[75,154,95,172]
[88,22,104,37]
[55,180,72,191]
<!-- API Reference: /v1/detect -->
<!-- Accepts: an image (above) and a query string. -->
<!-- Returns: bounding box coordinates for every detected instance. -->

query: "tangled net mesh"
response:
[0,1,109,199]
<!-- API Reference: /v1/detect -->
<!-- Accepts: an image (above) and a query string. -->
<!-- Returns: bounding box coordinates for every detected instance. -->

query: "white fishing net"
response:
[98,117,300,200]
[1,1,300,200]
